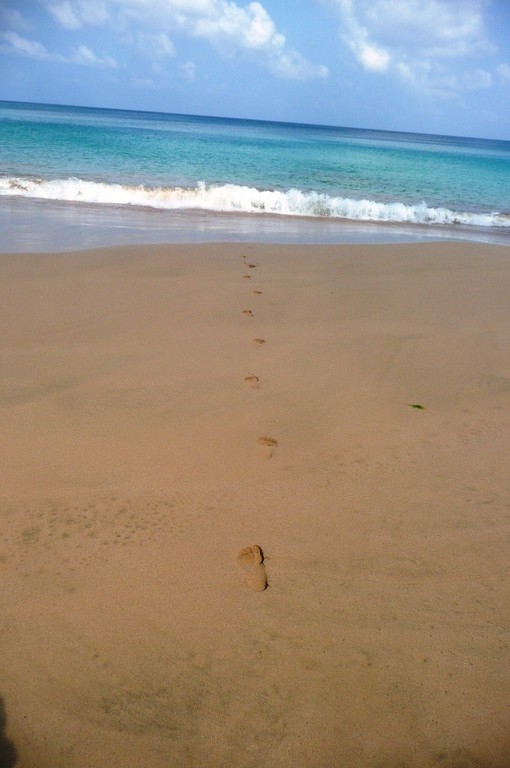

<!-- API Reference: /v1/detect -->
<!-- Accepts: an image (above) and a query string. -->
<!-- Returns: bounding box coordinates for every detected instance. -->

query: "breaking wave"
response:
[1,176,508,228]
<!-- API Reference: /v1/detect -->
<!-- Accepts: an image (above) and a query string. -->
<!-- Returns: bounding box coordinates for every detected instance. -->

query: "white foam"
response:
[0,176,508,228]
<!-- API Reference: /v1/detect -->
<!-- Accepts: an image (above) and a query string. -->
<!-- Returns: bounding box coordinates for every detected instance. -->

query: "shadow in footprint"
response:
[0,697,17,768]
[257,436,278,459]
[244,375,260,389]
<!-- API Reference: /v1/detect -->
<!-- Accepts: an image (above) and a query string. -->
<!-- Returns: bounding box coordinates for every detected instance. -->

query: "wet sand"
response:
[1,241,509,767]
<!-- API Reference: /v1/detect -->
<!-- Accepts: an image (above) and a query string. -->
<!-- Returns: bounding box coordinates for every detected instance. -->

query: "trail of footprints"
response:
[239,253,278,459]
[236,252,277,590]
[1,253,279,588]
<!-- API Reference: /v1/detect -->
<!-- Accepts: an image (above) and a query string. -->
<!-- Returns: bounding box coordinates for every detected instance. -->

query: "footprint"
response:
[242,275,252,280]
[252,338,265,346]
[257,436,278,459]
[252,290,262,295]
[241,309,253,316]
[247,264,257,269]
[244,375,260,389]
[237,545,267,592]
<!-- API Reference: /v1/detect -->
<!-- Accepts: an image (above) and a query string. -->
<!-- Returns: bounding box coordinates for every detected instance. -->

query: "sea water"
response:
[1,100,509,251]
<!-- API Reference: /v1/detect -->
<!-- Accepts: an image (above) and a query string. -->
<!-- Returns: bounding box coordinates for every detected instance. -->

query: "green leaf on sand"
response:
[408,403,425,410]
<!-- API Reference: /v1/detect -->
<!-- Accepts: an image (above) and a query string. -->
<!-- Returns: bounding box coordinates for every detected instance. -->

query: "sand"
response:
[0,241,509,768]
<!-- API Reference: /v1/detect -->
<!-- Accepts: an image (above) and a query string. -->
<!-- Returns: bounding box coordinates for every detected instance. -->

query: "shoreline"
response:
[1,240,510,767]
[2,196,509,254]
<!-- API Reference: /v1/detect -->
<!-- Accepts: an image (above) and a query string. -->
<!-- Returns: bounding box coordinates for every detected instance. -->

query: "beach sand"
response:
[1,241,509,768]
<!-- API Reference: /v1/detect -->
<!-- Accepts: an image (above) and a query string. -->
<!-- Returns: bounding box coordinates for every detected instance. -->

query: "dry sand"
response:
[1,241,509,768]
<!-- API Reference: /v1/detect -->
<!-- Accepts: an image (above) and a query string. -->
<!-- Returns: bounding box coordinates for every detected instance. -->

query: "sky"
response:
[0,0,509,139]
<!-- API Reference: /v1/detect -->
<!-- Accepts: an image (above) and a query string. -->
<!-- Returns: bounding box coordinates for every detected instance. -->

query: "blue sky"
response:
[1,0,509,138]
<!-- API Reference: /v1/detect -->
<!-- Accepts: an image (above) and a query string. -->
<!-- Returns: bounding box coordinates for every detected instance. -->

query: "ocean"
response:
[1,100,509,252]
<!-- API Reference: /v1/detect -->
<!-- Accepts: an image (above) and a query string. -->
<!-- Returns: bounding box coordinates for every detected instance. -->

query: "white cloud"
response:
[0,30,61,60]
[42,0,328,80]
[333,0,497,95]
[44,0,110,29]
[463,67,492,89]
[0,30,116,67]
[137,32,176,60]
[337,0,391,73]
[357,0,494,57]
[0,6,33,33]
[45,0,81,29]
[186,0,328,79]
[70,43,117,67]
[71,43,97,63]
[357,43,390,73]
[181,60,196,79]
[192,2,283,50]
[268,50,328,81]
[496,63,510,82]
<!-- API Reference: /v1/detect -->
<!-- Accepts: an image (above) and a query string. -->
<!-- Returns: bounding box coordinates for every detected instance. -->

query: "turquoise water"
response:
[1,100,509,250]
